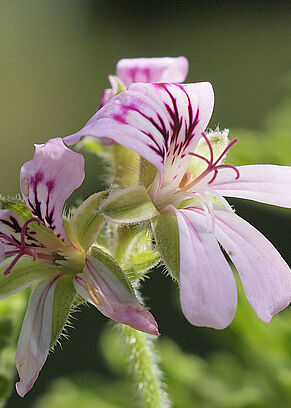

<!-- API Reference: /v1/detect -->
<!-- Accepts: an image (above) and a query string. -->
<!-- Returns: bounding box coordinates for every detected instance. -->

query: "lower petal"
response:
[74,250,160,336]
[175,208,237,329]
[213,206,291,322]
[15,275,60,397]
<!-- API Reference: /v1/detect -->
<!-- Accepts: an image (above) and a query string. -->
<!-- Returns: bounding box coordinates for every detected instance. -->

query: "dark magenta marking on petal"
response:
[112,113,127,124]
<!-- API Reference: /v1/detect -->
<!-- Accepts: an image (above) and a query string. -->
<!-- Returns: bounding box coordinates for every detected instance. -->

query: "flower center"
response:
[155,132,240,218]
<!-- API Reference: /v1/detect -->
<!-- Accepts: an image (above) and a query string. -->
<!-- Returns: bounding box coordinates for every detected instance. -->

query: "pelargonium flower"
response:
[64,82,291,330]
[0,138,159,396]
[100,56,189,107]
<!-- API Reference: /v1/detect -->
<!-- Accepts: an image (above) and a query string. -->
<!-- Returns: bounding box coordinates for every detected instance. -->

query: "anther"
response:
[179,170,192,189]
[86,282,103,306]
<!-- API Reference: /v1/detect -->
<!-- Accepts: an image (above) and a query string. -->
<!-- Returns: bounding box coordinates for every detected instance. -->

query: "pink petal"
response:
[20,138,85,243]
[15,276,60,397]
[213,206,291,322]
[116,56,189,87]
[64,82,214,187]
[174,207,237,329]
[211,165,291,208]
[74,256,160,336]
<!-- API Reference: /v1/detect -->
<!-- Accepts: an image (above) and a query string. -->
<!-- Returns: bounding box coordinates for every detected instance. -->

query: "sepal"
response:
[151,213,180,281]
[100,185,159,223]
[69,192,108,251]
[138,157,157,189]
[112,144,139,188]
[0,257,59,299]
[50,274,77,348]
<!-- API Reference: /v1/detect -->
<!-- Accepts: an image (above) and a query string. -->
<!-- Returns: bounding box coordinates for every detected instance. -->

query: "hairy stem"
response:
[120,324,171,408]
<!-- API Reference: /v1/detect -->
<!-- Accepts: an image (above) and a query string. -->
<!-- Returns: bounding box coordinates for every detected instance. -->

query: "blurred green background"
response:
[0,1,290,407]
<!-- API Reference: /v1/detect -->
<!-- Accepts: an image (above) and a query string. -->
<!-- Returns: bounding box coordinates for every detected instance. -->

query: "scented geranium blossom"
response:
[0,138,159,397]
[64,82,291,330]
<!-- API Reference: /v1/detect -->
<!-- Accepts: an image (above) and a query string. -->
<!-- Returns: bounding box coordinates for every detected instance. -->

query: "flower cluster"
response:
[1,56,290,396]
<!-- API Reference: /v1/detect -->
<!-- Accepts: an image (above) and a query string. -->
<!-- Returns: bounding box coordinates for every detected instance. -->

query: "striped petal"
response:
[116,56,189,87]
[64,82,214,188]
[15,275,60,396]
[20,138,85,243]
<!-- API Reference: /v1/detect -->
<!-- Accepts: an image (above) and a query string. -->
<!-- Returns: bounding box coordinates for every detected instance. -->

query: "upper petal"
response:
[174,207,237,329]
[116,56,189,87]
[15,275,60,397]
[20,138,85,243]
[64,82,214,188]
[213,206,291,322]
[211,164,291,208]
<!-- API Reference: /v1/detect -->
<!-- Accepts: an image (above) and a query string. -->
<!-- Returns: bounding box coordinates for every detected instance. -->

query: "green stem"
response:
[120,324,171,408]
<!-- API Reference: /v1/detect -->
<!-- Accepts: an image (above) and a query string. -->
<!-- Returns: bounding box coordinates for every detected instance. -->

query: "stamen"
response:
[182,135,240,191]
[202,132,214,163]
[86,282,103,306]
[179,170,192,189]
[2,217,41,275]
[21,218,41,246]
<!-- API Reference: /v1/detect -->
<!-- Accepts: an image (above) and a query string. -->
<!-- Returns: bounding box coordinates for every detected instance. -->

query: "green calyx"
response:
[100,185,159,223]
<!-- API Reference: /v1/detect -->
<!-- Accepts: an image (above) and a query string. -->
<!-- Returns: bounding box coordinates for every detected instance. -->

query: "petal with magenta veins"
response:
[116,56,189,87]
[174,207,237,329]
[64,82,214,192]
[211,164,291,208]
[213,206,291,323]
[74,248,160,336]
[0,208,63,256]
[20,138,85,243]
[15,275,60,397]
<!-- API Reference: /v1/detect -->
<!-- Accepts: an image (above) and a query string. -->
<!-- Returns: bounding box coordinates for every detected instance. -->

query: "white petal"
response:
[211,164,291,208]
[15,276,60,397]
[175,207,237,329]
[213,206,291,322]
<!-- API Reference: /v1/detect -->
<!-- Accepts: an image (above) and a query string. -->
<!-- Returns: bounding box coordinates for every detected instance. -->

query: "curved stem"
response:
[119,324,171,408]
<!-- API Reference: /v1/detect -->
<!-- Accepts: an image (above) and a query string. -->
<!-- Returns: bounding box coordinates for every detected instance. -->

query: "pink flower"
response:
[0,137,158,396]
[64,81,291,330]
[101,56,188,106]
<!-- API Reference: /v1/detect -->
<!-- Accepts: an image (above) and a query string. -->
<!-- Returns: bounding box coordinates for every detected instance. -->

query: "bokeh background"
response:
[0,1,290,407]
